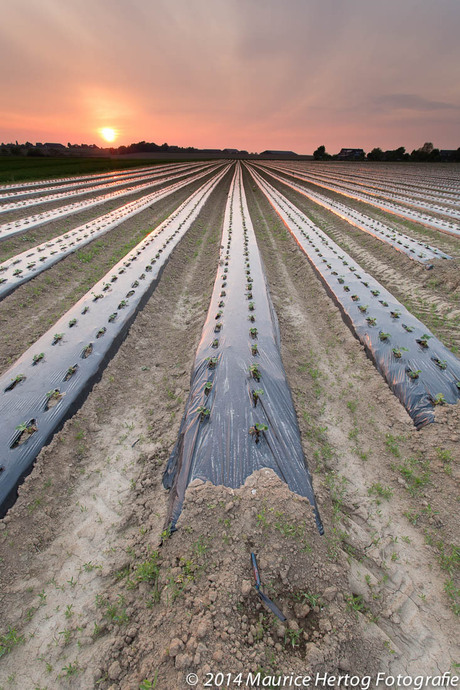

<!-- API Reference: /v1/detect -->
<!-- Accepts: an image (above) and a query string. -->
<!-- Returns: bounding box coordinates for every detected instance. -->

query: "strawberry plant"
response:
[249,364,261,381]
[249,423,268,443]
[252,389,264,406]
[197,406,211,420]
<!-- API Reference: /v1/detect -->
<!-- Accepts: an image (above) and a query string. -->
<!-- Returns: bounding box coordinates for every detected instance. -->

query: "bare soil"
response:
[0,168,458,690]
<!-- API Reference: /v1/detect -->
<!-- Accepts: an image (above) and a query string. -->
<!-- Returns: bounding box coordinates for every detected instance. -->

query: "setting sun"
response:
[99,127,117,142]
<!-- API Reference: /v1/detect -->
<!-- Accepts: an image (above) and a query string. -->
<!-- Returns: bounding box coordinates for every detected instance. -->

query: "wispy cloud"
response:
[375,94,458,112]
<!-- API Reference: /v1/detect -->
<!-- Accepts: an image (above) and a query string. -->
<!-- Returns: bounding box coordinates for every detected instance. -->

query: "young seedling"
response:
[390,310,401,319]
[204,382,213,395]
[392,347,408,358]
[402,324,414,332]
[417,334,432,348]
[68,318,77,328]
[407,369,421,380]
[252,389,264,406]
[358,305,368,313]
[351,294,359,301]
[343,285,350,292]
[206,356,218,369]
[249,423,268,443]
[64,364,78,381]
[197,406,211,420]
[81,306,89,315]
[46,389,64,408]
[96,327,106,339]
[118,299,128,309]
[215,310,223,319]
[432,393,446,406]
[251,343,259,356]
[13,420,38,446]
[248,302,255,311]
[433,358,447,370]
[82,343,93,359]
[248,315,256,323]
[214,322,222,332]
[32,352,45,365]
[218,301,225,308]
[212,339,219,348]
[5,374,26,391]
[379,332,391,341]
[379,300,389,307]
[92,293,103,302]
[108,313,117,323]
[366,317,377,326]
[371,289,380,296]
[249,364,261,381]
[53,333,64,345]
[249,327,258,338]
[247,292,253,300]
[220,291,226,297]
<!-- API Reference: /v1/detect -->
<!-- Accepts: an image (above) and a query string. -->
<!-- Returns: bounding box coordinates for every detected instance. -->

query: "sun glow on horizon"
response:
[99,127,117,142]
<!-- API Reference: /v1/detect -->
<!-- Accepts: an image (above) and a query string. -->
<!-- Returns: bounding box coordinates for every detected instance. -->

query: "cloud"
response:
[375,94,458,112]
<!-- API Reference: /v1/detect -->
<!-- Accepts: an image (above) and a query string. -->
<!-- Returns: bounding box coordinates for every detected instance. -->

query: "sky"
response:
[0,0,459,154]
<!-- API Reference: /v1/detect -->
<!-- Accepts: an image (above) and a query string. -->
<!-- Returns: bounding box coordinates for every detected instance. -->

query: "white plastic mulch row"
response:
[0,160,206,194]
[253,164,452,265]
[0,163,225,299]
[0,161,206,207]
[264,162,460,236]
[0,162,217,240]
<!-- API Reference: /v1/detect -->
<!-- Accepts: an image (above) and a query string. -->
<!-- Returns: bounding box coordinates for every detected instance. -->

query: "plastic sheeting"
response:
[254,164,452,266]
[260,162,460,237]
[0,161,211,212]
[0,162,218,240]
[0,164,231,515]
[247,164,460,428]
[0,163,224,300]
[163,163,323,534]
[0,161,205,201]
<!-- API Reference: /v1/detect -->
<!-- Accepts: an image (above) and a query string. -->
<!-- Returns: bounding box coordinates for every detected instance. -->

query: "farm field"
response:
[0,161,459,689]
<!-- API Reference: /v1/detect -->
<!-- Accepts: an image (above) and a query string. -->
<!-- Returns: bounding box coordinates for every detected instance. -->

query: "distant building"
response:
[223,148,239,153]
[259,150,298,158]
[336,148,365,160]
[44,143,67,150]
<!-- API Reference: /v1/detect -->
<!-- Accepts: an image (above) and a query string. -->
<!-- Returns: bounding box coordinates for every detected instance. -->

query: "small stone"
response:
[175,653,192,670]
[196,620,210,639]
[319,619,332,633]
[323,586,338,602]
[108,661,122,681]
[241,580,252,597]
[213,650,223,662]
[169,638,184,657]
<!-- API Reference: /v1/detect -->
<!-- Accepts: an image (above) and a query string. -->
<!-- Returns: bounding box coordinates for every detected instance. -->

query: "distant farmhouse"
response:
[336,148,365,160]
[259,150,299,158]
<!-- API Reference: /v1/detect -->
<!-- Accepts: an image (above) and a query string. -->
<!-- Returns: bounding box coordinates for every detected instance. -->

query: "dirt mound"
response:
[94,469,382,689]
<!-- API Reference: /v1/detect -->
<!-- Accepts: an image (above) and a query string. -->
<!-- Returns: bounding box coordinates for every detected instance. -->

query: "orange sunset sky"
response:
[1,0,459,153]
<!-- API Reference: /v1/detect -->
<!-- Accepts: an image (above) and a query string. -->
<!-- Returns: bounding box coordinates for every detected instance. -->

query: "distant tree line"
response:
[313,142,460,162]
